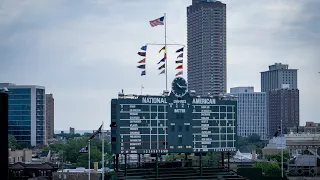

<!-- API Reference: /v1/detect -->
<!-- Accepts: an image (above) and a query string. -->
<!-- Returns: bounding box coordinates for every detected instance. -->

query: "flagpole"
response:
[164,12,167,91]
[281,119,283,178]
[141,85,144,95]
[102,122,105,180]
[88,139,91,180]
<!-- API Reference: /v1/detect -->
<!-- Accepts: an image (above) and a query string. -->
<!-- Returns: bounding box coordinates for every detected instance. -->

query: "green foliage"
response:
[165,153,185,161]
[248,134,261,143]
[203,152,221,166]
[53,133,81,140]
[267,150,290,162]
[48,136,112,168]
[8,135,30,150]
[237,134,267,159]
[253,161,281,177]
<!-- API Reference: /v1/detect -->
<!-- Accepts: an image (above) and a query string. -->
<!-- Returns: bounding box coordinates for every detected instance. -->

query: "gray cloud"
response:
[0,0,319,130]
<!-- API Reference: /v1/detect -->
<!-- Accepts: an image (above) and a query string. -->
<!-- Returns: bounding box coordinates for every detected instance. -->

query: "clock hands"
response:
[177,83,187,89]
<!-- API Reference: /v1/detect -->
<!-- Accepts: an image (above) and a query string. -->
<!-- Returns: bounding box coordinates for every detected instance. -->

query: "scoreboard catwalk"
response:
[111,77,237,154]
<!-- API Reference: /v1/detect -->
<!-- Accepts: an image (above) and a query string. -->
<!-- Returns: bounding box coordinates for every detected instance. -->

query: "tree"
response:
[203,152,221,166]
[267,149,290,163]
[165,153,185,161]
[47,135,112,168]
[8,135,30,150]
[253,161,281,177]
[8,135,17,149]
[237,136,249,148]
[77,146,102,168]
[53,133,81,140]
[248,134,261,143]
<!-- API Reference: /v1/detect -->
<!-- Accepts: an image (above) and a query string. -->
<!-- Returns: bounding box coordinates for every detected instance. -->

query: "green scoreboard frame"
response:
[111,93,237,154]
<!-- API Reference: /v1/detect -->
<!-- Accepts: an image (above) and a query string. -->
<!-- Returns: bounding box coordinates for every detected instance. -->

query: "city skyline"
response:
[0,0,319,130]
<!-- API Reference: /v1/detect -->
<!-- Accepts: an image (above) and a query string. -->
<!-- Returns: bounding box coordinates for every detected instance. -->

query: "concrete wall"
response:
[8,149,32,163]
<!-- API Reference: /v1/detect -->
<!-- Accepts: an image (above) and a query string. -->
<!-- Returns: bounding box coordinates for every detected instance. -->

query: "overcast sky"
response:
[0,0,319,131]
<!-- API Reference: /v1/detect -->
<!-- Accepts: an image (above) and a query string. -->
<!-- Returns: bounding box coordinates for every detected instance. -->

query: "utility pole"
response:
[281,120,284,178]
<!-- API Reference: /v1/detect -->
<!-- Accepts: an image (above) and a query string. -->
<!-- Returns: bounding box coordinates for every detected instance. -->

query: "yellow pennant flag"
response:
[158,46,166,53]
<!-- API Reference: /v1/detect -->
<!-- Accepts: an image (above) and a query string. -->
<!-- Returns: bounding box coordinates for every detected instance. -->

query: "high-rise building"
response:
[268,88,299,137]
[0,90,9,179]
[69,127,75,135]
[0,83,46,146]
[261,63,298,92]
[261,63,299,137]
[46,94,54,140]
[187,0,227,96]
[229,87,268,140]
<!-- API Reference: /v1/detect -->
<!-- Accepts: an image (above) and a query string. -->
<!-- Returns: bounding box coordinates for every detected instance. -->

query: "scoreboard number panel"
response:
[111,77,237,154]
[118,103,168,154]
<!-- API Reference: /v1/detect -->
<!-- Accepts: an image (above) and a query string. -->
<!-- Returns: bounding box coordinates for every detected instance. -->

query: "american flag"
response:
[79,146,88,154]
[149,16,165,27]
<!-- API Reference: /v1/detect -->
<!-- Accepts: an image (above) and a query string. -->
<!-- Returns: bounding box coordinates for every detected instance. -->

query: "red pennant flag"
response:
[175,71,183,76]
[138,58,146,63]
[175,64,183,70]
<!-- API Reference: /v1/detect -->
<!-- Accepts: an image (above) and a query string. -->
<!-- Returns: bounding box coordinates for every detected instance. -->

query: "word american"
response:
[192,98,216,104]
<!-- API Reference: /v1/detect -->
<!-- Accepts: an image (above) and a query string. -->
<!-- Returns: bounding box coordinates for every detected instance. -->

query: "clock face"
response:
[171,77,188,97]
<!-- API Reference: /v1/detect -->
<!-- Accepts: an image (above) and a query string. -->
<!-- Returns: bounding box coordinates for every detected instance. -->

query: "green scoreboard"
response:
[111,77,237,154]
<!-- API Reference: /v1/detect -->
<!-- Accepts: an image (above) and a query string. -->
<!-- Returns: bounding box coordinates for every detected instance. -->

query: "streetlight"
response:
[281,120,283,178]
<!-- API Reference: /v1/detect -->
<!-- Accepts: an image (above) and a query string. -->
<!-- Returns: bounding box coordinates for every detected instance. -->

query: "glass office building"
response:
[0,83,46,146]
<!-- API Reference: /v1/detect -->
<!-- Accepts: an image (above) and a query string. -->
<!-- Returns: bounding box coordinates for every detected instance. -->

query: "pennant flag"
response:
[175,60,183,64]
[176,47,184,53]
[140,45,147,51]
[157,54,166,64]
[157,57,165,64]
[149,16,165,27]
[137,52,146,57]
[79,146,88,154]
[176,64,183,70]
[141,70,146,76]
[159,69,165,75]
[158,64,165,70]
[137,64,146,69]
[177,53,183,58]
[158,46,166,53]
[138,58,146,63]
[89,124,102,139]
[176,71,183,76]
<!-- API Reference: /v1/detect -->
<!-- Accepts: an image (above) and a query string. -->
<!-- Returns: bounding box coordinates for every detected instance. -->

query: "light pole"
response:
[281,120,283,178]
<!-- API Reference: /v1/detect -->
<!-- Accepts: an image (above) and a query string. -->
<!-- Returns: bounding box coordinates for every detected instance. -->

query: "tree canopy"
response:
[48,136,112,168]
[8,135,30,150]
[253,161,281,177]
[267,150,290,163]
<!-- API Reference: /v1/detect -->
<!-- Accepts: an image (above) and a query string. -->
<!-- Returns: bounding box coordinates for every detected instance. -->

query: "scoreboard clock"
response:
[171,77,188,97]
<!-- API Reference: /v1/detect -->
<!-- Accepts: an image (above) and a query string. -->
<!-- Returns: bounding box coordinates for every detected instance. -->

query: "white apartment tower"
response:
[230,87,268,140]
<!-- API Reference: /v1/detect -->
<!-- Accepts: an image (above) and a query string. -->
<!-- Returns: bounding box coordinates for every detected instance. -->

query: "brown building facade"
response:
[268,88,299,137]
[46,94,54,140]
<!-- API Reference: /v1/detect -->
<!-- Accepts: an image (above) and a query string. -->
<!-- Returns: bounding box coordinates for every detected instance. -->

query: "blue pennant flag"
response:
[176,47,184,53]
[157,57,165,64]
[141,70,146,76]
[141,45,147,51]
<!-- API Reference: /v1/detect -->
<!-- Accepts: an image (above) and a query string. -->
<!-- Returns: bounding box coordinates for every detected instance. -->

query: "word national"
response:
[142,97,167,104]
